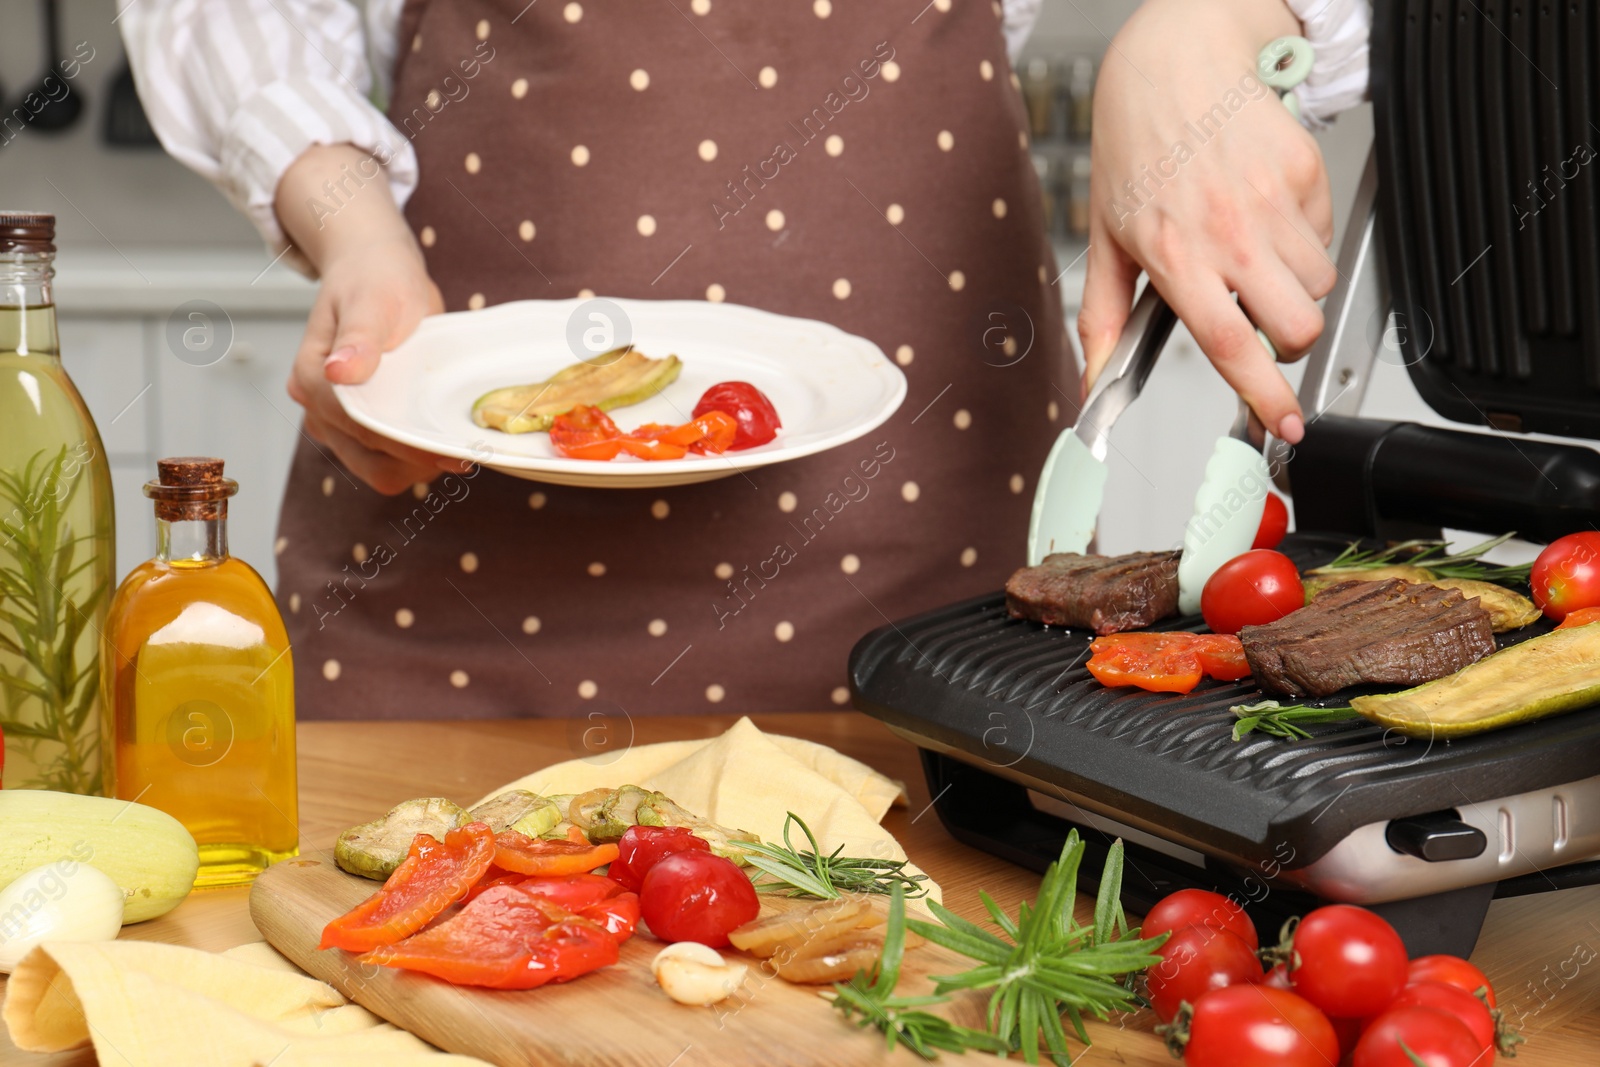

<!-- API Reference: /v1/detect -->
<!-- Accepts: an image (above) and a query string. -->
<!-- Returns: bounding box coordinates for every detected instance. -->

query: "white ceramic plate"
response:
[335,298,907,489]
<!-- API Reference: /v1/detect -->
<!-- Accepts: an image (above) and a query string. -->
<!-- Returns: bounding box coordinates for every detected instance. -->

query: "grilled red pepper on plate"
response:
[320,821,496,952]
[361,885,623,989]
[548,405,625,460]
[1087,632,1251,694]
[550,406,739,460]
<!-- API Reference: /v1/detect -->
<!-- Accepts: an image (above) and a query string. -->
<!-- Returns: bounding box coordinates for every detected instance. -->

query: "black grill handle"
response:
[1289,414,1600,544]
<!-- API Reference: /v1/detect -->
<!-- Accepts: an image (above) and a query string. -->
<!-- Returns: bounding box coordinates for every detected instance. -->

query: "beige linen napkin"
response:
[3,940,489,1066]
[476,715,932,899]
[3,717,921,1065]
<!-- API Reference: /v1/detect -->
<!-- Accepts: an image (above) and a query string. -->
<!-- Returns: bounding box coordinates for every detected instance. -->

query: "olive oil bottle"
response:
[0,212,115,794]
[103,458,298,887]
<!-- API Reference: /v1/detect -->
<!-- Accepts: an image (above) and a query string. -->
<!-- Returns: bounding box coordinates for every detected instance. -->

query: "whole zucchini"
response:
[0,790,199,923]
[1351,624,1600,738]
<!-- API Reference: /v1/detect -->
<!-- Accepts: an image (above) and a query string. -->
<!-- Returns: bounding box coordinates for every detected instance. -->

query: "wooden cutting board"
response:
[250,851,1003,1066]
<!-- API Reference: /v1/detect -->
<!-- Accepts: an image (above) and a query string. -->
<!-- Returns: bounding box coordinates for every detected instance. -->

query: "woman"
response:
[122,0,1072,720]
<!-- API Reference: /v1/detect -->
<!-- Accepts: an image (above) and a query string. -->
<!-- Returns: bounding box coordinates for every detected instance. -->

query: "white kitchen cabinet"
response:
[150,316,305,587]
[53,249,316,590]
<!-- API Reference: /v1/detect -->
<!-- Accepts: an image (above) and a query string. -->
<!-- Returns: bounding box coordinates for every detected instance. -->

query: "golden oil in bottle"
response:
[102,457,297,887]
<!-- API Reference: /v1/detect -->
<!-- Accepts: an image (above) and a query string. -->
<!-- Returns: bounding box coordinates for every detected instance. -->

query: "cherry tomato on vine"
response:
[1147,926,1264,1023]
[1288,905,1409,1019]
[1142,889,1260,951]
[1263,963,1293,990]
[692,381,782,450]
[1352,1006,1482,1067]
[1386,982,1496,1059]
[639,850,759,947]
[1201,550,1306,635]
[605,825,711,892]
[1252,492,1290,550]
[1406,955,1496,1009]
[1178,985,1340,1067]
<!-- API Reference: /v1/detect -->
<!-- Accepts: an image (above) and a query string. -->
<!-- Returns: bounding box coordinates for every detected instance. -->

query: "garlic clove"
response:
[651,941,748,1006]
[0,861,125,973]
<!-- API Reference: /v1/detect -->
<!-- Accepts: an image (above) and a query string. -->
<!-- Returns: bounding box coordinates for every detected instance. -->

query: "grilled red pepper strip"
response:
[461,872,639,940]
[361,885,621,989]
[1087,632,1251,694]
[549,405,625,459]
[320,822,496,952]
[492,830,620,877]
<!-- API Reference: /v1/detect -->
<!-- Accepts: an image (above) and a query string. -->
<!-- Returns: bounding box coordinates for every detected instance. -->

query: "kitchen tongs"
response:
[1026,285,1175,565]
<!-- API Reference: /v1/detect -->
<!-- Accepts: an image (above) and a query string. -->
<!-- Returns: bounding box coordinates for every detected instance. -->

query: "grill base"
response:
[912,746,1510,958]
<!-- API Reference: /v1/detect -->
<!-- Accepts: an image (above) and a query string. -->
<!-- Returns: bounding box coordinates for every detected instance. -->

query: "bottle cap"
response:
[0,212,56,254]
[144,456,238,521]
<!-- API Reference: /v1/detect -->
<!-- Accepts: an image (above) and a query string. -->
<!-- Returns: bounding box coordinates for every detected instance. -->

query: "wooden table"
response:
[4,713,1598,1065]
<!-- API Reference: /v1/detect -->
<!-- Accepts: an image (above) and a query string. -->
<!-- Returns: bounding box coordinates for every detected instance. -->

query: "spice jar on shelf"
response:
[1022,58,1054,140]
[102,457,298,887]
[1067,56,1096,142]
[1068,154,1093,239]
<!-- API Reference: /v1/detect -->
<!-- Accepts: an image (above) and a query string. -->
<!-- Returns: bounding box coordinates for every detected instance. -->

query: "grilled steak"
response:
[1005,551,1181,635]
[1240,578,1496,698]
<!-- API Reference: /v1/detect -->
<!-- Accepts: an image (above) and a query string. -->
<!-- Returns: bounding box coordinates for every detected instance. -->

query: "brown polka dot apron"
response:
[274,0,1072,720]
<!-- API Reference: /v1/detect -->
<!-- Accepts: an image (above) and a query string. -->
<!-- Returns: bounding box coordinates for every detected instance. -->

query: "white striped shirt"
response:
[1286,0,1372,128]
[118,0,1048,269]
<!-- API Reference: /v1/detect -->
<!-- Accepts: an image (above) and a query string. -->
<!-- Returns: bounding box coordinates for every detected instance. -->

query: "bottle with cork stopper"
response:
[1,211,116,794]
[102,456,298,887]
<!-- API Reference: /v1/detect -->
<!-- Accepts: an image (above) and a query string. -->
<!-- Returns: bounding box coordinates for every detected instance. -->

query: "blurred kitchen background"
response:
[5,0,1442,589]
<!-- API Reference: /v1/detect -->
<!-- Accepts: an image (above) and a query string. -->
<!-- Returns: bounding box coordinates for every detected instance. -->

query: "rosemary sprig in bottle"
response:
[745,812,929,899]
[1314,532,1532,585]
[0,447,107,794]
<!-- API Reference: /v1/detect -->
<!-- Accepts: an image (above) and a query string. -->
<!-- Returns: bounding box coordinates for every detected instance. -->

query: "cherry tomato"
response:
[1263,963,1293,990]
[1331,1014,1367,1058]
[1201,550,1306,635]
[1353,1006,1482,1067]
[1142,889,1260,951]
[1147,926,1264,1022]
[1531,531,1600,621]
[605,826,711,892]
[1387,982,1496,1058]
[1252,492,1290,550]
[1406,955,1496,1009]
[1289,905,1409,1019]
[639,850,760,947]
[693,381,782,450]
[1181,985,1340,1067]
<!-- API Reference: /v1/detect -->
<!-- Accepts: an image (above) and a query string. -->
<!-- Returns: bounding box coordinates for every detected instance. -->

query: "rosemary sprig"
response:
[828,883,1011,1059]
[745,812,929,899]
[1231,699,1364,741]
[1315,532,1532,585]
[906,834,1166,1064]
[0,447,107,794]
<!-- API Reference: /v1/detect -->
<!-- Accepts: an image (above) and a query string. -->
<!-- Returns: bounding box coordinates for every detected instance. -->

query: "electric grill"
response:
[850,0,1600,959]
